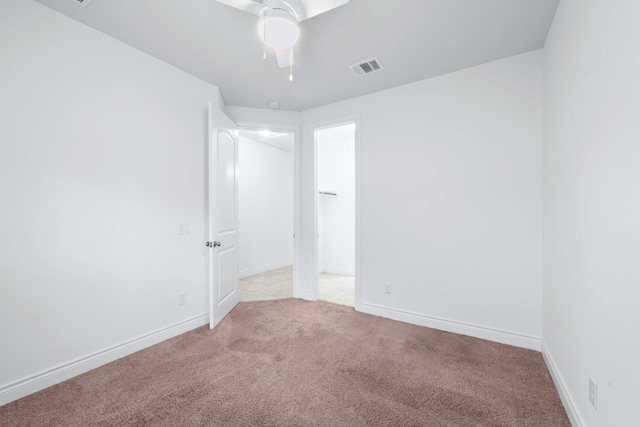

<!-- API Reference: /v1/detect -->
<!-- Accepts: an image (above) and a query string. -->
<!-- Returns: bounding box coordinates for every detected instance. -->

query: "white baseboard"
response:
[358,302,541,351]
[240,260,292,278]
[300,289,315,301]
[0,314,209,407]
[541,341,585,427]
[320,265,355,276]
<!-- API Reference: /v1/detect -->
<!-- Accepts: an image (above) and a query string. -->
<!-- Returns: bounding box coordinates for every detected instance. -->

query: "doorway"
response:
[237,128,295,301]
[316,122,356,306]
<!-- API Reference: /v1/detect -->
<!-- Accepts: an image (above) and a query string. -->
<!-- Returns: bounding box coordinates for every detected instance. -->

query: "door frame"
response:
[308,113,362,310]
[232,121,302,299]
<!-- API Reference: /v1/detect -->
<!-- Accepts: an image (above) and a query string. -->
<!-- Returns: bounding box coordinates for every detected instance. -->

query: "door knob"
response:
[213,241,222,247]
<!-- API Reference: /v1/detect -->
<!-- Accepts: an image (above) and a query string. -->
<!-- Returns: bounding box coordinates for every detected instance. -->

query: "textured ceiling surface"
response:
[35,0,559,111]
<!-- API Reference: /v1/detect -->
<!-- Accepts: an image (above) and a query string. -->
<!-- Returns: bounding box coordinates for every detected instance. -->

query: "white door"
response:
[208,105,240,329]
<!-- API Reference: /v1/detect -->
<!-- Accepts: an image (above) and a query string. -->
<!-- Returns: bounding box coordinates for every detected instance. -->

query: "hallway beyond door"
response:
[239,266,354,307]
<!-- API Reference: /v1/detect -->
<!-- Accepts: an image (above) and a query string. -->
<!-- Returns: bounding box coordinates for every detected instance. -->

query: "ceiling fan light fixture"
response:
[257,8,300,49]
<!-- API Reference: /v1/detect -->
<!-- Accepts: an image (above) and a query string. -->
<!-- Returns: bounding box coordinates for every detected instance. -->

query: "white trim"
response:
[358,302,541,351]
[319,265,355,276]
[292,123,302,299]
[0,314,209,407]
[240,260,293,278]
[541,341,585,427]
[353,115,363,311]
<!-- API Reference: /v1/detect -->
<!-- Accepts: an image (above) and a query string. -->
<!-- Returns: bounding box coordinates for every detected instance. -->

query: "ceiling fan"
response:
[213,0,350,80]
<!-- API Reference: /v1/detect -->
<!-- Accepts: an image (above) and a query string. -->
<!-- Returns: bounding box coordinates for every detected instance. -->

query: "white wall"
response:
[302,50,544,349]
[0,0,220,404]
[317,128,355,275]
[543,1,640,426]
[225,106,302,130]
[239,136,293,277]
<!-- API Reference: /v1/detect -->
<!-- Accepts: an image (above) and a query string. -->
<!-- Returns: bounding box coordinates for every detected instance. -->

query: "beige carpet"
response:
[0,299,570,426]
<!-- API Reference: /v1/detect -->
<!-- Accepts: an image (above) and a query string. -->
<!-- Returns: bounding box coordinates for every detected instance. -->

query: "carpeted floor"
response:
[0,299,570,426]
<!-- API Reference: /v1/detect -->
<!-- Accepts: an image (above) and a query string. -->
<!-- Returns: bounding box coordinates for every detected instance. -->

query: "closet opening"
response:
[315,122,356,306]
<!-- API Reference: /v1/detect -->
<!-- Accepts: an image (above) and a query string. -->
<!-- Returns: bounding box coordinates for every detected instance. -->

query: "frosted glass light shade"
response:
[257,9,300,49]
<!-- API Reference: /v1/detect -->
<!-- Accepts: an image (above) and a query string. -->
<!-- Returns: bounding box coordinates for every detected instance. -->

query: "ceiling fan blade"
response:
[275,48,293,68]
[288,0,350,21]
[213,0,264,16]
[214,0,350,20]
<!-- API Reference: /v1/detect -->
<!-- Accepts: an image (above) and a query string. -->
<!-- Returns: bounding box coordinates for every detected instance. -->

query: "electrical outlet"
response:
[178,292,187,306]
[384,282,391,294]
[589,378,597,409]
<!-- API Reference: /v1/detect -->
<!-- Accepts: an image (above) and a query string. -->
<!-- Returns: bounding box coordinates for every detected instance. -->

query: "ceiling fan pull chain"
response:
[262,12,267,60]
[289,47,293,81]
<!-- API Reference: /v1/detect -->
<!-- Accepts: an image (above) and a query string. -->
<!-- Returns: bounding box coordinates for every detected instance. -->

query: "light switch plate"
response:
[178,221,190,235]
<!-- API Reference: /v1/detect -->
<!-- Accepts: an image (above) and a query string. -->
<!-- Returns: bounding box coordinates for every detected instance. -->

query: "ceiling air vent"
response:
[349,57,384,77]
[70,0,94,7]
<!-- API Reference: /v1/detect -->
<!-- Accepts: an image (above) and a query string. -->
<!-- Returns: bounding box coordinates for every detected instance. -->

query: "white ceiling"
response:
[34,0,559,112]
[240,129,294,152]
